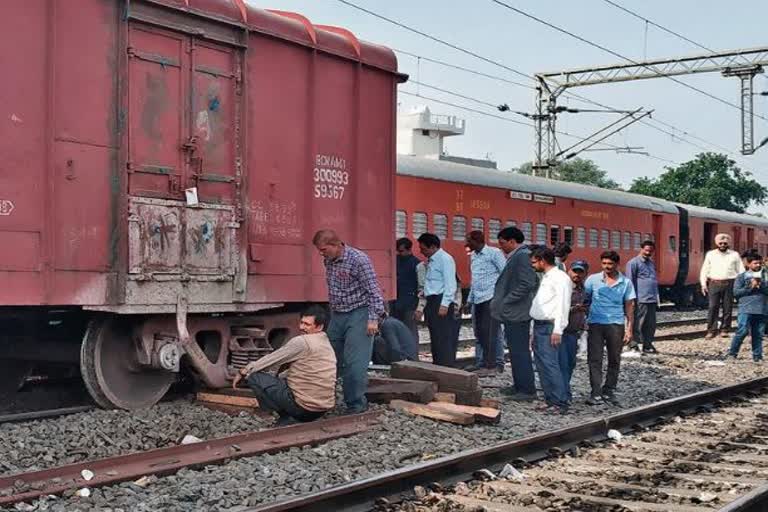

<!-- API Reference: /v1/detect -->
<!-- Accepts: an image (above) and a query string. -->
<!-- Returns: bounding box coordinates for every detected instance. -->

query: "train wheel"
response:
[0,361,32,394]
[80,317,174,410]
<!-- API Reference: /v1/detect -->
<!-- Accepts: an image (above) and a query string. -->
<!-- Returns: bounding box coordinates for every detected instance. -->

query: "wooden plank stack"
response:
[369,361,500,426]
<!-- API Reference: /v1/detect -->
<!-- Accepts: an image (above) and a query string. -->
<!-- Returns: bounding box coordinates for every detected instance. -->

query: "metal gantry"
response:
[533,46,768,175]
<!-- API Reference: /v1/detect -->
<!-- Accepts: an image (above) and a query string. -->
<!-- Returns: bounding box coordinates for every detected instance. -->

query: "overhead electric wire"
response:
[599,0,717,54]
[394,48,533,89]
[400,89,678,165]
[336,0,531,81]
[409,80,529,117]
[488,0,768,123]
[336,0,745,167]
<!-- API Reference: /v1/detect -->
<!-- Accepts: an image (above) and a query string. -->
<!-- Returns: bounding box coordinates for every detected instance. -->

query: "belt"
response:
[709,279,735,283]
[533,319,554,325]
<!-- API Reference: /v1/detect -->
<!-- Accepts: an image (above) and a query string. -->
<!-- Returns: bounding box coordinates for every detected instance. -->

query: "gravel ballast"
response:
[2,334,765,511]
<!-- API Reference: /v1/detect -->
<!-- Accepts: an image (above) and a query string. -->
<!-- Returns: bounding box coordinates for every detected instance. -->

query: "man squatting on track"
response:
[233,305,336,426]
[313,229,385,414]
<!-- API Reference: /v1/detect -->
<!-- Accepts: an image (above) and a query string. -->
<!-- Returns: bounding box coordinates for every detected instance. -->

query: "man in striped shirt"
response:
[313,229,385,414]
[466,230,507,373]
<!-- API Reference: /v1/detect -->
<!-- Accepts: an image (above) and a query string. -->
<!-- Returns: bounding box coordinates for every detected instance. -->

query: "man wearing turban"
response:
[700,233,745,338]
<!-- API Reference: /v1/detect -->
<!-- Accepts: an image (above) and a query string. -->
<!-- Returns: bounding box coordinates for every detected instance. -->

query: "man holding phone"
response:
[725,253,768,363]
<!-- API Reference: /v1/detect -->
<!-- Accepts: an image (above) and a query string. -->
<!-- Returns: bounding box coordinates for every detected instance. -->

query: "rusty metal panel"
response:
[128,199,183,274]
[184,206,236,275]
[190,40,241,204]
[128,197,237,279]
[127,24,187,199]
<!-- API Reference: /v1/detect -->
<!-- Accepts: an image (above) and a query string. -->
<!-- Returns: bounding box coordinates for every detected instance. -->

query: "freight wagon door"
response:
[126,23,244,303]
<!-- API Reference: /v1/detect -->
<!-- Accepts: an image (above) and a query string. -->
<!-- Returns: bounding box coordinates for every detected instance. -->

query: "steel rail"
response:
[0,411,381,507]
[0,406,95,425]
[249,377,768,512]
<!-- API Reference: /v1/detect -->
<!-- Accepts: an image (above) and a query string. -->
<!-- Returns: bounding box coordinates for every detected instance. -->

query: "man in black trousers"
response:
[491,226,538,400]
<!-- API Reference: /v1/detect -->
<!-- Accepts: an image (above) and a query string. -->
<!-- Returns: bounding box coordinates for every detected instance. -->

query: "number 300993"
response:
[313,167,348,200]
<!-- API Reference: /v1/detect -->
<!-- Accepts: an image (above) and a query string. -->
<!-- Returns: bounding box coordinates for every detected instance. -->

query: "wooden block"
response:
[391,361,478,392]
[389,399,474,425]
[366,378,437,404]
[425,402,500,423]
[434,392,457,403]
[479,398,501,409]
[441,387,483,406]
[197,392,259,408]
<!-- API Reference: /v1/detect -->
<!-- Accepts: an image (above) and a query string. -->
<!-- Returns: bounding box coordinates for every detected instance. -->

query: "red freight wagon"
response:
[395,156,768,305]
[0,0,404,409]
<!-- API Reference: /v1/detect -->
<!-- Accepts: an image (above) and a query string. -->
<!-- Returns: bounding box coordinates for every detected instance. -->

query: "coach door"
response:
[125,23,243,297]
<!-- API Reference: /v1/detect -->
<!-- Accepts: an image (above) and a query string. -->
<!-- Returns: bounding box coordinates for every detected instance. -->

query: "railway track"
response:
[0,406,95,426]
[249,376,768,512]
[0,412,381,507]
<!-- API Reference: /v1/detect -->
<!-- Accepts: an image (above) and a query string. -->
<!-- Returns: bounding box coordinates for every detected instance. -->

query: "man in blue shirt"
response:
[584,250,636,406]
[626,240,659,354]
[417,232,459,367]
[466,230,508,373]
[725,253,768,362]
[392,238,421,342]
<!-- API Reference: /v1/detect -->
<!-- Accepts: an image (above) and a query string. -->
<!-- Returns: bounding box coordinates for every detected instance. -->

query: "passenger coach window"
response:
[522,222,532,242]
[506,220,517,227]
[601,230,609,249]
[433,214,448,240]
[564,226,573,246]
[577,227,586,248]
[412,212,427,239]
[471,217,485,233]
[611,231,620,249]
[488,219,502,240]
[645,233,653,242]
[452,216,467,241]
[669,236,677,251]
[550,225,560,245]
[633,232,642,250]
[536,223,547,244]
[623,232,631,250]
[395,210,407,238]
[589,228,598,248]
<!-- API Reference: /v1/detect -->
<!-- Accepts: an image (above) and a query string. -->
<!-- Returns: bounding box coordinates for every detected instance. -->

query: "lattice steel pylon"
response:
[533,46,768,175]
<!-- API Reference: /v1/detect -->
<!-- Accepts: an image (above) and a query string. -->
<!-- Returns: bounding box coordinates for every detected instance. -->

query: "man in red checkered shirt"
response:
[313,229,384,414]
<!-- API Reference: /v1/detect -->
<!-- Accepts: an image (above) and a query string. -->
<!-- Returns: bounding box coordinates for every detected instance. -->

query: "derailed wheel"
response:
[80,317,174,410]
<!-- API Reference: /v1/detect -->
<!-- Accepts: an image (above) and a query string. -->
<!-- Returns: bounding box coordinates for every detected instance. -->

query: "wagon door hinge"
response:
[234,66,243,96]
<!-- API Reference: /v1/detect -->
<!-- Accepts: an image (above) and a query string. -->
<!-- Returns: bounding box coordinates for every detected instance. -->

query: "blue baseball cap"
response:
[570,260,589,272]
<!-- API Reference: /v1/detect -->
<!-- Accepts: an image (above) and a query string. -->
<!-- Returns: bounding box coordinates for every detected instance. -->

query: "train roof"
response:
[150,1,401,75]
[397,155,768,228]
[676,203,768,228]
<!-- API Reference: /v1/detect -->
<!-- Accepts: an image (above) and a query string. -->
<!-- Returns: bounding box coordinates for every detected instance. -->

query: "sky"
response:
[247,0,768,213]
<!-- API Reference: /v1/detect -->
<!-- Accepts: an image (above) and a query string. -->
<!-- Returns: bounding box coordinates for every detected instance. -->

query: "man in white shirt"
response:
[700,233,745,338]
[529,246,573,414]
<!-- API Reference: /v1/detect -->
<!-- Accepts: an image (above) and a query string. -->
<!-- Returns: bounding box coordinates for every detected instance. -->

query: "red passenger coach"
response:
[395,156,768,305]
[0,1,403,408]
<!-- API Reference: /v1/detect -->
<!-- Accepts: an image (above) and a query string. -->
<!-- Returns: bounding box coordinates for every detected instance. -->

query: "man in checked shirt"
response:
[313,229,385,414]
